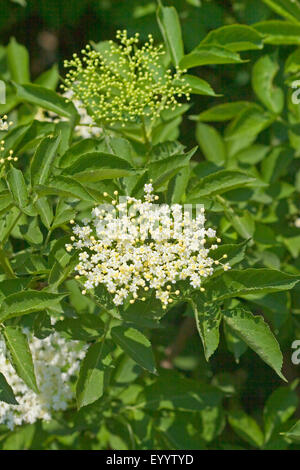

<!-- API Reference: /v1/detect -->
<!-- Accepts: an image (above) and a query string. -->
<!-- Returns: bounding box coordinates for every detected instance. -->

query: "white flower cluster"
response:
[295,218,300,228]
[0,331,85,430]
[67,184,230,308]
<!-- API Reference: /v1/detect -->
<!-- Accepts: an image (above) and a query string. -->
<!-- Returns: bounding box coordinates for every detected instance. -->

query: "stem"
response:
[96,314,113,365]
[141,116,153,161]
[141,116,150,146]
[103,315,112,338]
[142,116,152,148]
[0,248,16,278]
[43,229,53,250]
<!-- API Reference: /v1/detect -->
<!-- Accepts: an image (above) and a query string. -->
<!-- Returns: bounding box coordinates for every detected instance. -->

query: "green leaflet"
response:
[3,326,39,393]
[30,134,61,187]
[223,307,286,380]
[35,176,96,203]
[189,297,222,361]
[14,83,79,125]
[76,340,113,409]
[228,409,264,448]
[195,123,226,166]
[200,24,263,52]
[204,269,299,302]
[55,315,104,341]
[7,37,30,84]
[111,325,157,374]
[252,55,284,114]
[0,372,18,405]
[180,46,244,69]
[187,170,258,199]
[7,165,29,209]
[149,147,197,188]
[157,1,184,67]
[0,290,66,322]
[61,152,134,182]
[264,383,299,442]
[254,20,300,45]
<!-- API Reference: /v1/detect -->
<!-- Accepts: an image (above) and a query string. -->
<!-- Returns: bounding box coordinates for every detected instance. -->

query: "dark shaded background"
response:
[1,0,271,78]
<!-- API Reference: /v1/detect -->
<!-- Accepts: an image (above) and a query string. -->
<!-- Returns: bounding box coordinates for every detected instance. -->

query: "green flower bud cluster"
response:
[62,30,191,127]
